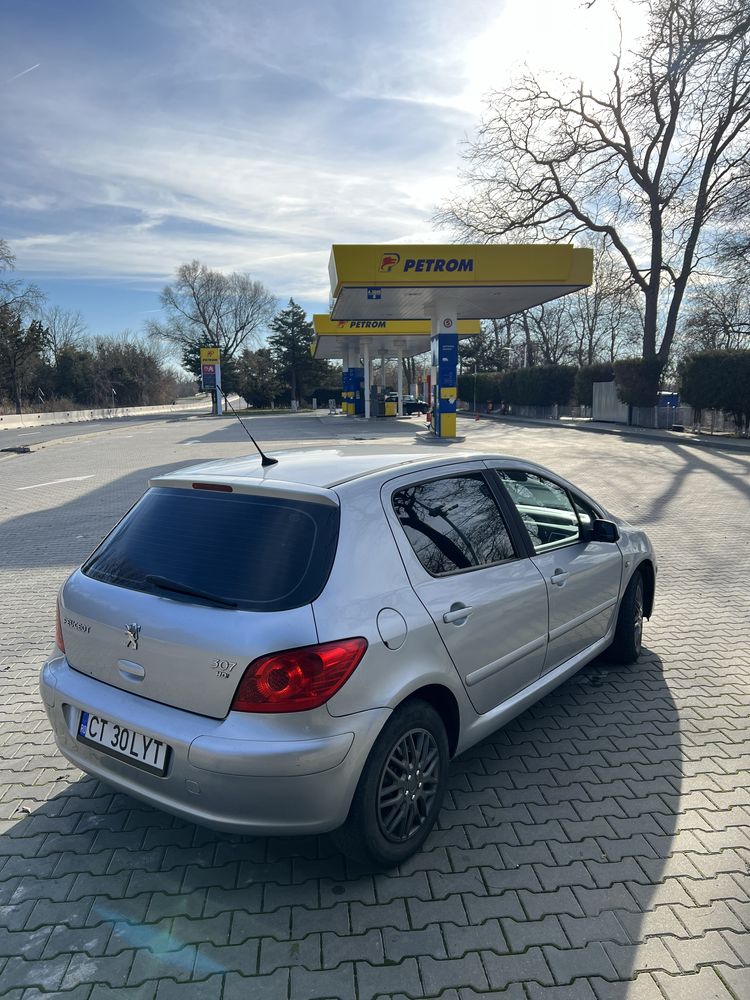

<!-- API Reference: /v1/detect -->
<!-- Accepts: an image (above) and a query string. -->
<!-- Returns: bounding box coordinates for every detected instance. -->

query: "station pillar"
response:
[430,306,458,438]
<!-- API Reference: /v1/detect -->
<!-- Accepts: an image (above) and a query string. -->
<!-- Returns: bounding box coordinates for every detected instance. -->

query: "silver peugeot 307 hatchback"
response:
[41,449,656,867]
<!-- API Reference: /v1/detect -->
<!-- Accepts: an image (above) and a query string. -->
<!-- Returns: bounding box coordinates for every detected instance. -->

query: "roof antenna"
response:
[220,389,278,467]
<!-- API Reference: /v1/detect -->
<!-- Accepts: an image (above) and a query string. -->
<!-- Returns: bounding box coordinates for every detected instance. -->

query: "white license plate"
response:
[77,711,169,775]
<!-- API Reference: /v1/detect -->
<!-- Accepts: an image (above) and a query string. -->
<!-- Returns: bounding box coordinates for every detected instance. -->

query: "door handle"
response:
[550,569,568,587]
[443,604,474,625]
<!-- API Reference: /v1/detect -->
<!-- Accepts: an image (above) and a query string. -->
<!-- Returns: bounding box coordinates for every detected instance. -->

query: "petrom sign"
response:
[379,251,474,274]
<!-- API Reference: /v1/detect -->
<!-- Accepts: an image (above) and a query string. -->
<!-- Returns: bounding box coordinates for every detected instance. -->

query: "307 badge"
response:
[214,659,237,679]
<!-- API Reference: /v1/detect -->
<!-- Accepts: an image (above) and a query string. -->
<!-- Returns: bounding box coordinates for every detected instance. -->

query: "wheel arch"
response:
[637,559,655,619]
[398,684,461,758]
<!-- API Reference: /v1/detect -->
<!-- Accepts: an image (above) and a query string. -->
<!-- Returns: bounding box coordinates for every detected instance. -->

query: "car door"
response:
[384,467,549,715]
[491,467,623,672]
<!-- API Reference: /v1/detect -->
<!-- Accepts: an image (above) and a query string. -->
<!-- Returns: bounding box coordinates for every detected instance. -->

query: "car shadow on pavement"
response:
[0,460,219,573]
[0,647,685,997]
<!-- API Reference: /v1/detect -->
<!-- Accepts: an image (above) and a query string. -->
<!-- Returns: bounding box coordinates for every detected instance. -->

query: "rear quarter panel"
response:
[316,477,471,720]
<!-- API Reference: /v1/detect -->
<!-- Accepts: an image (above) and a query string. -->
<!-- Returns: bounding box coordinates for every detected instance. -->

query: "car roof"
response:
[151,447,511,491]
[148,448,609,517]
[149,446,612,507]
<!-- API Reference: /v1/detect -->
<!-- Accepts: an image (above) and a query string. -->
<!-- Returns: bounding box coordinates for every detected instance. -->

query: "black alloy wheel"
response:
[607,568,645,664]
[632,575,644,656]
[377,727,440,843]
[331,700,449,868]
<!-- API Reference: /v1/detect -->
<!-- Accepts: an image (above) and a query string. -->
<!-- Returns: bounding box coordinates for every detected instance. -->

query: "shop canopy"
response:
[312,315,481,361]
[328,243,593,321]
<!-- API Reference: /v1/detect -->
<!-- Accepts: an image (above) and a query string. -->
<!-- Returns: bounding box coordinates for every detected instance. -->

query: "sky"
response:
[1,0,642,339]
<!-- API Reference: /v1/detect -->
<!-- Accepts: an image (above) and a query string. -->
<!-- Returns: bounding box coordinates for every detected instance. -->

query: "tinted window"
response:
[393,474,515,576]
[496,470,579,552]
[83,487,339,611]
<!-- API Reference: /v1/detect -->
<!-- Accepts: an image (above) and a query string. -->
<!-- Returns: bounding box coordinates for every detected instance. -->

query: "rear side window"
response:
[83,487,339,612]
[392,473,515,576]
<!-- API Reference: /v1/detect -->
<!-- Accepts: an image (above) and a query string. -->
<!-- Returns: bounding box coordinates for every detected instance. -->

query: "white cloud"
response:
[3,0,642,319]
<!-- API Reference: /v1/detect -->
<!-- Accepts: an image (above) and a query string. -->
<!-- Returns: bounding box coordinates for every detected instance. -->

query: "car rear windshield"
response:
[82,487,339,612]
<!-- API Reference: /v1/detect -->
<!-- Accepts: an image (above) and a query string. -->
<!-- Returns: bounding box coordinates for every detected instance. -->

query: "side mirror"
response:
[591,519,620,543]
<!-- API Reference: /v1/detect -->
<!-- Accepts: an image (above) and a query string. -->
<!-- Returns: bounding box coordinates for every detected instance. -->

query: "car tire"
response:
[331,699,449,868]
[607,569,644,664]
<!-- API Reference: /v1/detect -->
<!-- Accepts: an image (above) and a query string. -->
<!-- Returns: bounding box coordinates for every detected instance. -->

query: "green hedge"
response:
[457,371,505,406]
[614,358,663,407]
[574,362,614,407]
[458,366,575,408]
[680,350,750,428]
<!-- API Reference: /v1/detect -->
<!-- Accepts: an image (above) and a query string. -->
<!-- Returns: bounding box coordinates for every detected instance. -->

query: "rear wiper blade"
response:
[145,574,238,608]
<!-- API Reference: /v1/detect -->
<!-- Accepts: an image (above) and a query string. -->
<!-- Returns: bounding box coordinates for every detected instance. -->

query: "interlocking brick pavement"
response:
[1,412,748,998]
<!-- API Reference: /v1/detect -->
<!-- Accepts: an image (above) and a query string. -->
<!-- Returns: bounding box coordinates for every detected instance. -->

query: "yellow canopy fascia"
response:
[313,315,481,336]
[329,243,593,297]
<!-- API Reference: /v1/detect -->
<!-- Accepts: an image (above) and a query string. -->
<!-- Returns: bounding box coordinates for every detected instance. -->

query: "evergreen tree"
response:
[0,305,47,413]
[237,347,283,407]
[268,299,327,403]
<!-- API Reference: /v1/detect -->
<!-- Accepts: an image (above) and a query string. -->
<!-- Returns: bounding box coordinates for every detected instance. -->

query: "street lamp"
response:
[111,386,117,410]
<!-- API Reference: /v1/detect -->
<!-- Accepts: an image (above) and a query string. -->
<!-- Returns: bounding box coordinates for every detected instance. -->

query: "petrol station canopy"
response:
[328,243,594,321]
[312,316,481,361]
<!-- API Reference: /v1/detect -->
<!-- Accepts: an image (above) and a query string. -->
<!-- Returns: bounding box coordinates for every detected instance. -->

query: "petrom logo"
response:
[378,252,475,275]
[340,321,387,329]
[379,252,401,272]
[404,257,474,273]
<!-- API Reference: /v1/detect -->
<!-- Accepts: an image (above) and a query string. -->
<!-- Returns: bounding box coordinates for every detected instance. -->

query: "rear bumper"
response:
[40,654,390,835]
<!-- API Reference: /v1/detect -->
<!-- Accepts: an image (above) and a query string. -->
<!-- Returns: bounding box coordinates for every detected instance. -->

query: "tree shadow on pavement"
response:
[0,647,687,997]
[439,647,685,995]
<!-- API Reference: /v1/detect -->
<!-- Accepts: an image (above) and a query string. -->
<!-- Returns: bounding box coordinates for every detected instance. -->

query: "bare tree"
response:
[0,239,13,272]
[438,0,750,397]
[0,239,44,318]
[679,271,750,353]
[525,301,576,365]
[148,260,277,360]
[566,241,644,364]
[43,305,87,363]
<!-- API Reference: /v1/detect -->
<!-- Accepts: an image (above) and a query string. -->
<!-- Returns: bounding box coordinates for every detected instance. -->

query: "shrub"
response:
[458,366,575,408]
[614,358,663,406]
[574,362,615,406]
[457,371,505,407]
[680,349,750,430]
[501,365,576,407]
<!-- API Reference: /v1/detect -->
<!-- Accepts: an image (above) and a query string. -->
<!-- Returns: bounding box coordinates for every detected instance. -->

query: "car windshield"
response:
[83,487,339,612]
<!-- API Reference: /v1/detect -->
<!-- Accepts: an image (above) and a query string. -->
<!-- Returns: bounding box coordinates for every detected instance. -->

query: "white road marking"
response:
[17,475,95,491]
[181,440,200,445]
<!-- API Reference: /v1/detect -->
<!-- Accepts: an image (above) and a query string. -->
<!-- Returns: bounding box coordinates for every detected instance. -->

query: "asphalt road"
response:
[1,411,748,999]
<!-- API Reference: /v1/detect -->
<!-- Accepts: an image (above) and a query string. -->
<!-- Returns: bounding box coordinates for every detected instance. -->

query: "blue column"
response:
[431,332,458,438]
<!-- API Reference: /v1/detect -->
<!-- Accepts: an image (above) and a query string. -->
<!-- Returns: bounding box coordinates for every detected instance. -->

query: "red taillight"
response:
[55,601,65,653]
[230,637,368,713]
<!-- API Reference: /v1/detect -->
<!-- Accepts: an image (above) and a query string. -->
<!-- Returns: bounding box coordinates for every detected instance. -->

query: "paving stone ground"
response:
[1,412,748,999]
